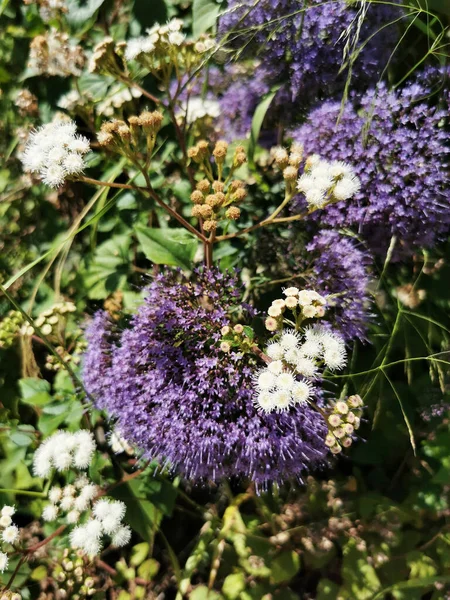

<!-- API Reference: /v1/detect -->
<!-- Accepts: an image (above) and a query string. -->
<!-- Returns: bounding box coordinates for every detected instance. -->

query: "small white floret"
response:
[0,552,8,572]
[256,369,276,390]
[291,381,312,405]
[276,372,295,391]
[42,504,59,522]
[2,525,19,544]
[266,342,284,360]
[280,331,300,350]
[112,525,132,547]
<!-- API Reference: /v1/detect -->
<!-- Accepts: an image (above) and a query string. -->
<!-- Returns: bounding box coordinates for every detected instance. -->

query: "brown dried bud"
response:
[188,146,200,160]
[196,179,210,193]
[191,205,203,218]
[197,140,209,155]
[203,219,217,232]
[199,204,213,218]
[117,123,131,139]
[139,110,163,132]
[128,116,140,127]
[215,192,225,204]
[226,206,241,220]
[234,152,247,166]
[213,141,228,161]
[283,166,298,181]
[233,188,247,202]
[102,120,120,134]
[205,194,222,208]
[229,179,245,192]
[190,190,204,204]
[97,131,114,146]
[212,180,224,193]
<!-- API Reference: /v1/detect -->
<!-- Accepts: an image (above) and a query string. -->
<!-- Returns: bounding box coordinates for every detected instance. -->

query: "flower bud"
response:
[203,220,217,232]
[225,206,241,220]
[190,190,204,204]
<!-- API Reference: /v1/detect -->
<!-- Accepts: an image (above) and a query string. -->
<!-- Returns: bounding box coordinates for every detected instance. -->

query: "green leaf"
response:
[270,551,300,584]
[130,543,150,567]
[248,86,280,165]
[77,73,114,102]
[316,579,341,600]
[31,565,48,581]
[192,0,220,36]
[190,586,223,600]
[135,226,198,270]
[65,0,105,26]
[83,233,132,299]
[138,558,160,580]
[19,378,52,407]
[222,572,246,599]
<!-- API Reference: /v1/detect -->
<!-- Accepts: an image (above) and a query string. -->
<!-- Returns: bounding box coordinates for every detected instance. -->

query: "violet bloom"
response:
[291,81,450,255]
[219,0,400,110]
[305,231,372,342]
[83,269,328,486]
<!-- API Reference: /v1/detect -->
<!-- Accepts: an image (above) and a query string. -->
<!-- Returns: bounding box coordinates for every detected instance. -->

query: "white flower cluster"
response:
[20,300,76,338]
[0,506,20,573]
[33,430,96,478]
[254,326,347,413]
[124,18,214,61]
[297,156,360,210]
[177,97,221,125]
[70,499,131,555]
[43,476,98,525]
[21,120,89,188]
[265,287,327,331]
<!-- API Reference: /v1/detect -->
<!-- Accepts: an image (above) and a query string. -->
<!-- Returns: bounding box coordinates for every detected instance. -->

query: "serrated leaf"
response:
[135,226,198,270]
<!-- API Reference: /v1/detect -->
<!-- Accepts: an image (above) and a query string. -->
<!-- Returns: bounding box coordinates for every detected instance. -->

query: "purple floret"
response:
[291,81,450,255]
[305,231,372,342]
[83,269,328,486]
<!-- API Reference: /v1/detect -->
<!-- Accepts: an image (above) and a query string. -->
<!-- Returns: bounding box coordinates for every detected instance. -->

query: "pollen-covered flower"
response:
[83,269,328,486]
[21,120,89,188]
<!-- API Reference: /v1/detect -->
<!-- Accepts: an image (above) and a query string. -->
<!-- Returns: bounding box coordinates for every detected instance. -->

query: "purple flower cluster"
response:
[291,81,450,255]
[218,0,400,121]
[83,269,328,486]
[305,231,372,342]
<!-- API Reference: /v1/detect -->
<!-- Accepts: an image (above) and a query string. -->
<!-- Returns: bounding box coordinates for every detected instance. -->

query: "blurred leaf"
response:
[270,551,300,584]
[19,378,52,407]
[130,542,150,567]
[65,0,105,26]
[248,86,280,165]
[192,0,220,36]
[341,539,381,599]
[190,586,223,600]
[222,572,246,599]
[135,226,198,270]
[138,558,160,580]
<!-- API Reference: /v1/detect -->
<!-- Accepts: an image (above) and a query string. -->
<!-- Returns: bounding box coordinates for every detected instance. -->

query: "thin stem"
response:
[1,556,26,592]
[119,76,161,106]
[80,176,147,192]
[25,525,67,554]
[215,210,309,242]
[0,488,46,498]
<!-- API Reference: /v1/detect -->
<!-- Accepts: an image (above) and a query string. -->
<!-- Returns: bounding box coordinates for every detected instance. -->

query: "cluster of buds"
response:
[51,549,97,598]
[28,30,85,77]
[325,395,363,454]
[188,141,247,232]
[0,310,24,349]
[43,477,98,525]
[121,19,216,73]
[98,110,163,158]
[19,301,76,340]
[45,339,86,372]
[15,89,39,117]
[265,286,327,333]
[271,143,304,195]
[219,323,255,354]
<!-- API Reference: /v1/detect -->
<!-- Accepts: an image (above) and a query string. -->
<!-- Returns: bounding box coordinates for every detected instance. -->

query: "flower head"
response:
[83,269,328,486]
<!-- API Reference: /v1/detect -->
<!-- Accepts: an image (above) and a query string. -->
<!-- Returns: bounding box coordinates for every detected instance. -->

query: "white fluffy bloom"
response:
[266,342,284,360]
[280,331,300,350]
[33,430,96,478]
[60,496,75,511]
[267,360,283,375]
[276,372,295,391]
[294,357,318,378]
[272,389,292,411]
[92,499,112,521]
[177,97,221,125]
[67,510,81,524]
[333,176,361,200]
[256,369,277,390]
[323,346,347,371]
[70,522,102,556]
[42,504,59,522]
[300,338,323,358]
[291,381,312,405]
[305,188,326,209]
[284,347,302,365]
[168,31,185,45]
[93,500,126,535]
[49,487,63,504]
[255,390,276,413]
[0,515,11,528]
[21,120,89,188]
[112,525,132,547]
[0,505,14,519]
[0,552,8,572]
[124,37,154,61]
[2,525,19,544]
